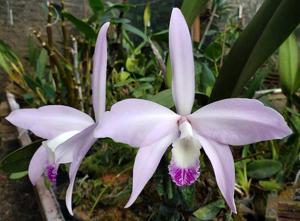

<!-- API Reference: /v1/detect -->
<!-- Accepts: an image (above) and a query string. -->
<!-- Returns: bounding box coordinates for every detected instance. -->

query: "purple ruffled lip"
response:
[168,159,200,186]
[46,164,58,183]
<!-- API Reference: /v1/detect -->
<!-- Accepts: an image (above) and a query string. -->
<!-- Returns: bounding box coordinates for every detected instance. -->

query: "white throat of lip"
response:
[171,121,201,168]
[43,130,80,163]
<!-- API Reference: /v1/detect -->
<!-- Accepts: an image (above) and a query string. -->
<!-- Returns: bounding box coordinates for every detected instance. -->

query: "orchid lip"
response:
[168,120,201,186]
[46,163,58,183]
[168,159,200,186]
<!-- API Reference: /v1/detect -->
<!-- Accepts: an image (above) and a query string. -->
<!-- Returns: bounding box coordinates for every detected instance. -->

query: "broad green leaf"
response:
[247,159,282,179]
[63,12,96,40]
[36,49,48,79]
[181,0,208,27]
[180,185,196,208]
[259,180,283,191]
[193,199,225,220]
[279,33,300,95]
[89,0,104,14]
[199,63,216,96]
[0,140,42,173]
[9,171,28,179]
[210,0,300,102]
[147,89,174,109]
[205,42,222,62]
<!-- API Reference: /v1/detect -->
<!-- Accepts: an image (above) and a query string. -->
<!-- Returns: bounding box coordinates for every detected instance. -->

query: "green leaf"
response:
[123,24,147,40]
[210,0,300,102]
[259,180,283,191]
[23,74,40,91]
[36,49,48,79]
[205,42,222,62]
[147,89,174,109]
[244,71,268,98]
[193,199,225,220]
[9,171,28,179]
[125,55,139,73]
[279,33,300,95]
[63,12,96,40]
[89,0,104,15]
[181,0,208,27]
[247,159,282,179]
[199,63,216,96]
[180,185,196,208]
[105,2,133,12]
[0,140,42,173]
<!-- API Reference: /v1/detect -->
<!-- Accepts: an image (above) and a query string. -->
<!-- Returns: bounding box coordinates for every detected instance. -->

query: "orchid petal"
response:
[125,134,177,208]
[188,98,292,145]
[6,105,94,139]
[196,134,236,213]
[28,145,48,185]
[58,125,97,215]
[92,22,110,121]
[44,130,80,164]
[169,8,195,115]
[94,99,180,147]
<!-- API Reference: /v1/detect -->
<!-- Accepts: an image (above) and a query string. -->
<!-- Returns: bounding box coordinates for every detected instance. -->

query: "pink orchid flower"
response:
[94,9,292,213]
[6,22,110,214]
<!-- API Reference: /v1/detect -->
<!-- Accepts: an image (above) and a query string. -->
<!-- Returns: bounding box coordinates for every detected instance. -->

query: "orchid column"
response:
[6,22,110,215]
[94,8,291,213]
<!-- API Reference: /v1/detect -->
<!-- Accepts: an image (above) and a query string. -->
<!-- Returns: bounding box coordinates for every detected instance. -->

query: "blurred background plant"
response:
[0,0,299,220]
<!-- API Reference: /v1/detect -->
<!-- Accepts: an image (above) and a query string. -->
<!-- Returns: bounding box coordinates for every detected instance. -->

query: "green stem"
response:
[89,186,109,217]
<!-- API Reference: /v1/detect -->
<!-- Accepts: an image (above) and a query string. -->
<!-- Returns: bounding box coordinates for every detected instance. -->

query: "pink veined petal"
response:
[188,98,292,146]
[92,22,110,121]
[28,145,48,185]
[60,125,97,215]
[5,105,94,140]
[125,133,178,208]
[196,134,237,213]
[169,8,195,115]
[94,99,180,147]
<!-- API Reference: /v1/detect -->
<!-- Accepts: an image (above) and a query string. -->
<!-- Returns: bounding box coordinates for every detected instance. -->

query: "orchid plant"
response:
[94,8,292,213]
[3,6,294,217]
[5,22,110,215]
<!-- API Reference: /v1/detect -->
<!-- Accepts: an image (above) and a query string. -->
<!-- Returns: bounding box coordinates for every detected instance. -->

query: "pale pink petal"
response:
[125,133,177,208]
[55,125,95,165]
[61,125,97,215]
[196,134,236,213]
[66,172,77,215]
[28,145,48,185]
[6,105,94,139]
[188,98,292,145]
[92,22,110,121]
[94,99,180,147]
[169,8,195,115]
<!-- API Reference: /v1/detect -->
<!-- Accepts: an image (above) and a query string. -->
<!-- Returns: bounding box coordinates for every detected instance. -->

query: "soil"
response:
[0,77,42,221]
